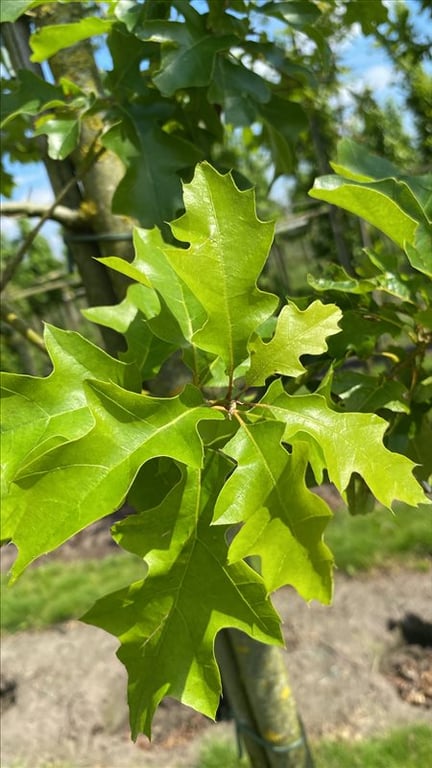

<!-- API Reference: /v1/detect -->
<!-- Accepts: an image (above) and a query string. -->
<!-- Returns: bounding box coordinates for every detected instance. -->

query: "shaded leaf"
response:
[99,227,207,349]
[83,456,282,738]
[102,109,202,228]
[330,138,403,183]
[259,95,307,175]
[343,0,388,35]
[208,57,270,126]
[332,371,410,414]
[260,1,321,27]
[133,17,237,96]
[1,70,64,127]
[82,283,175,379]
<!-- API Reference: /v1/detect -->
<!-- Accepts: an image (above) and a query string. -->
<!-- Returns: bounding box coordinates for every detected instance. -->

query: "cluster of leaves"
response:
[1,0,391,222]
[309,139,432,499]
[1,162,428,738]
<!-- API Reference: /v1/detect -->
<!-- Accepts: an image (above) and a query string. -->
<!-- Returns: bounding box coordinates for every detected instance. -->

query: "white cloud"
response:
[357,63,396,92]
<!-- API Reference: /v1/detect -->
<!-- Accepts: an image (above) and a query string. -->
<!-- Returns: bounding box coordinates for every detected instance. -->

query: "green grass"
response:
[1,500,430,633]
[197,739,249,768]
[6,726,432,768]
[197,725,432,768]
[1,553,145,633]
[314,724,432,767]
[325,501,432,573]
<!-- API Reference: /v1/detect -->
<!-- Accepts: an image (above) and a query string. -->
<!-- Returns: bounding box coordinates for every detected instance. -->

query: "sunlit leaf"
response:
[5,384,222,580]
[260,380,427,510]
[310,174,419,249]
[166,163,278,372]
[214,422,333,602]
[30,18,113,62]
[247,300,341,385]
[0,325,139,509]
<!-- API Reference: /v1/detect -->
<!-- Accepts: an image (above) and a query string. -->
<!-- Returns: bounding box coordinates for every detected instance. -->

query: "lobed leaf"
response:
[100,227,208,348]
[4,383,222,580]
[102,113,202,229]
[0,325,139,510]
[133,16,237,96]
[214,421,333,602]
[83,455,283,739]
[82,283,176,379]
[260,380,427,511]
[166,163,278,373]
[247,300,341,385]
[1,71,64,128]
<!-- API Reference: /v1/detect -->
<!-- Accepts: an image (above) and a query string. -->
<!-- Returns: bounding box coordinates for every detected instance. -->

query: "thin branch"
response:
[0,201,87,228]
[0,143,105,294]
[0,299,48,356]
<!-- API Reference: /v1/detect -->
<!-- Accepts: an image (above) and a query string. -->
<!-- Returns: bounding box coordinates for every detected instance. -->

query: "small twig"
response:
[0,201,87,228]
[0,299,48,356]
[0,143,105,293]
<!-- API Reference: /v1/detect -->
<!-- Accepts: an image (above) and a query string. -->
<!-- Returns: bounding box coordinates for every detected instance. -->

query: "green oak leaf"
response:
[332,372,410,414]
[0,325,139,508]
[406,224,432,277]
[166,163,278,372]
[1,70,64,127]
[82,283,176,379]
[4,383,222,580]
[330,138,403,183]
[133,16,237,96]
[83,455,283,739]
[208,57,270,126]
[330,141,431,224]
[258,95,307,175]
[247,300,342,385]
[1,0,34,22]
[260,380,427,511]
[34,115,80,160]
[309,174,419,250]
[0,0,54,23]
[101,110,202,228]
[30,18,113,62]
[261,1,321,27]
[100,227,207,348]
[342,0,388,34]
[213,421,333,603]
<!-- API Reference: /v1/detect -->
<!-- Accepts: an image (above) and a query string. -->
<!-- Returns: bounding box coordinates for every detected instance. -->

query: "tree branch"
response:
[0,299,48,356]
[0,201,87,228]
[0,144,105,294]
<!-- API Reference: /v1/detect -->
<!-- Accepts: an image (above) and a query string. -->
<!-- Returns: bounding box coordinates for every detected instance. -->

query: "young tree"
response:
[1,3,430,767]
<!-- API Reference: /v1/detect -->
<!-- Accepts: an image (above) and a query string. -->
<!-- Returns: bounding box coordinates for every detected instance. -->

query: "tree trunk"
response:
[218,630,314,768]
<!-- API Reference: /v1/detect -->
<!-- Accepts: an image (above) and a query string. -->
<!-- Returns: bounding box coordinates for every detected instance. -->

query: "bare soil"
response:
[1,506,432,767]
